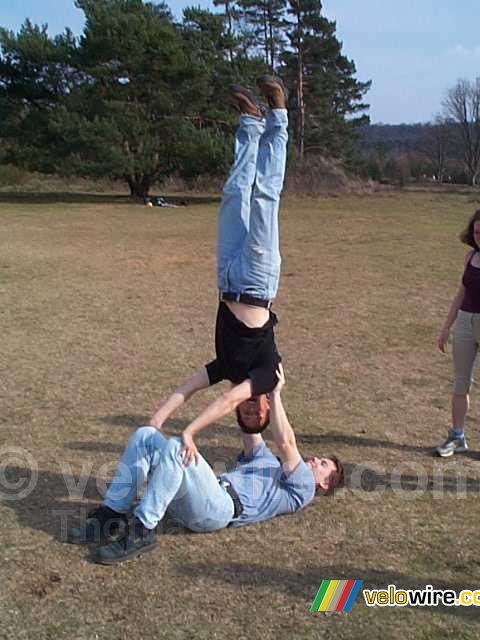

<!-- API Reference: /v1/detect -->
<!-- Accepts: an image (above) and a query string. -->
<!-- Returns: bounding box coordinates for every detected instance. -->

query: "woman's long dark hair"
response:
[460,209,480,248]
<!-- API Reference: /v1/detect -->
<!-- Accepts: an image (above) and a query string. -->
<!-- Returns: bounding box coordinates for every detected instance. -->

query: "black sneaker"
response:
[256,75,288,109]
[94,517,156,565]
[229,84,267,118]
[66,505,128,545]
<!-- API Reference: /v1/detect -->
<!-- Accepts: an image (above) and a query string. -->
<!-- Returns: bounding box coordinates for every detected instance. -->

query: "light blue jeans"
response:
[104,427,234,532]
[217,109,288,301]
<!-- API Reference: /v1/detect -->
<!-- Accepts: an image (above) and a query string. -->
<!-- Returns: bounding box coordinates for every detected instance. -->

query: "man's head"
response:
[306,456,345,495]
[236,394,270,433]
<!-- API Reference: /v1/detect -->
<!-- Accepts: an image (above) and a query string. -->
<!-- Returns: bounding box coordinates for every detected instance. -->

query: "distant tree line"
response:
[0,0,370,197]
[357,78,480,187]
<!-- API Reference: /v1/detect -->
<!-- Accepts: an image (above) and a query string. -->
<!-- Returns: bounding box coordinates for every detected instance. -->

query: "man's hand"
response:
[273,363,285,394]
[181,429,199,466]
[177,380,254,464]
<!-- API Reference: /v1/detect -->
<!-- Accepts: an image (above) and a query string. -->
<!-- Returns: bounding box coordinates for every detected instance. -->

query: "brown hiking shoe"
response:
[256,75,288,109]
[229,85,266,118]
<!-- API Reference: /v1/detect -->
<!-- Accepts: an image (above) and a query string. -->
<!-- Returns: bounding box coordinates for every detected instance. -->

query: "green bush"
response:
[0,164,30,187]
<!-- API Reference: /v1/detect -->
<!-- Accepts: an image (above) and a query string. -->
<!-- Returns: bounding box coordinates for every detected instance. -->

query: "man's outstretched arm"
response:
[268,365,302,476]
[181,379,254,464]
[149,368,211,430]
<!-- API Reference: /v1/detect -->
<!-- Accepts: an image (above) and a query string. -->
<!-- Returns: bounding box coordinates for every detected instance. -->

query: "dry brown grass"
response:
[2,188,480,639]
[284,155,375,196]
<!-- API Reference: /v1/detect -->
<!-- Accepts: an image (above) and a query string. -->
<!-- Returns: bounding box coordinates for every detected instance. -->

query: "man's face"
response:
[306,457,338,492]
[237,394,270,431]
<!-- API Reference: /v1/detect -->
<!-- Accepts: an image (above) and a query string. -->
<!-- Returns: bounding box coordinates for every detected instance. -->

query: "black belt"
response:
[219,479,244,520]
[221,291,272,310]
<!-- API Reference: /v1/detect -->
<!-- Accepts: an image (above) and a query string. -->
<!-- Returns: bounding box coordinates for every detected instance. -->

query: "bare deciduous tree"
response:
[443,78,480,186]
[423,115,450,183]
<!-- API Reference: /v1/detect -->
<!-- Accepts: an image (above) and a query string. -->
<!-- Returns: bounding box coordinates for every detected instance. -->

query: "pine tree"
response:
[0,20,77,171]
[237,0,286,68]
[0,2,239,196]
[282,0,370,159]
[0,0,371,189]
[66,0,220,196]
[212,0,240,62]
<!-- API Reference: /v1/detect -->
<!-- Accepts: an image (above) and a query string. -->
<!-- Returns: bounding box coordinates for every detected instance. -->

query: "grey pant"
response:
[452,310,480,393]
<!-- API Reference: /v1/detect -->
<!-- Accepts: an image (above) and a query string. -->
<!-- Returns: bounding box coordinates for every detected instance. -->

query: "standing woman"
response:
[437,209,480,456]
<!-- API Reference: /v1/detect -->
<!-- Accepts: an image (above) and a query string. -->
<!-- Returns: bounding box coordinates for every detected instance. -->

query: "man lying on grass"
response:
[67,366,344,565]
[149,76,289,462]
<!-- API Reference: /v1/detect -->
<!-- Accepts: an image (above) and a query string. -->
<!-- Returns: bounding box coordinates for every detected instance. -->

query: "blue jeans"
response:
[104,427,234,532]
[217,109,288,301]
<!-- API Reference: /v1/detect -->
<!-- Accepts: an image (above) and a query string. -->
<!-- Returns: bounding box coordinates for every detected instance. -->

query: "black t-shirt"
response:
[205,302,281,396]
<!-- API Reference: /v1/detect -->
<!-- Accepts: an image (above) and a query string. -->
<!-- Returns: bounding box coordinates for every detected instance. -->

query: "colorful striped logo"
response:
[310,580,363,612]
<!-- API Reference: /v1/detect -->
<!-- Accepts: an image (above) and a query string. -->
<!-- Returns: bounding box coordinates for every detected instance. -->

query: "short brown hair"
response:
[323,456,345,496]
[235,408,270,434]
[460,209,480,248]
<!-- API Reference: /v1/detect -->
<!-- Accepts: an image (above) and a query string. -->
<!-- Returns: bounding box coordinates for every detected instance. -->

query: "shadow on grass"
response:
[99,414,240,440]
[1,466,103,541]
[101,419,480,462]
[0,466,194,542]
[65,437,237,456]
[66,441,124,454]
[341,462,480,494]
[298,432,480,461]
[64,439,239,470]
[174,561,480,620]
[100,413,152,428]
[0,192,221,206]
[404,184,480,196]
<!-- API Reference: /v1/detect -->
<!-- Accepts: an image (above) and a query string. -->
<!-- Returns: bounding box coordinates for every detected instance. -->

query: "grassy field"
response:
[1,188,480,639]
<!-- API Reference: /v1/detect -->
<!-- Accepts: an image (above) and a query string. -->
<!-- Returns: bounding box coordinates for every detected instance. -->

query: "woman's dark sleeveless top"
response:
[461,252,480,313]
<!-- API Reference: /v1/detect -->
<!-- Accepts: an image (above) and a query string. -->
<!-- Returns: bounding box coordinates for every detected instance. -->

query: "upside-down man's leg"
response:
[217,114,265,292]
[228,108,288,300]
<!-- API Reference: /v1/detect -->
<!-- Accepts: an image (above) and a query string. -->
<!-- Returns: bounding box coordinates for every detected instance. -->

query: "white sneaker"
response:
[436,430,468,457]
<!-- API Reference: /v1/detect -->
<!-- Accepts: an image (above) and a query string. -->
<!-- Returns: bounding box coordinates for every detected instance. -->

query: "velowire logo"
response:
[310,580,363,612]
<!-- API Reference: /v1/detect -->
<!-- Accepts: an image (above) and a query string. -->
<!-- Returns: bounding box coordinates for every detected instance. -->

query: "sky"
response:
[1,0,479,124]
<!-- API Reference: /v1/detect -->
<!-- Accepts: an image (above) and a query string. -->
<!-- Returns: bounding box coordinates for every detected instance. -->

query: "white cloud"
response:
[447,44,480,58]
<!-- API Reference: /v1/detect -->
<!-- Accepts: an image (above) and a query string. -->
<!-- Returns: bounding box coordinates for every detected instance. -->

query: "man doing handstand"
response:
[150,76,290,463]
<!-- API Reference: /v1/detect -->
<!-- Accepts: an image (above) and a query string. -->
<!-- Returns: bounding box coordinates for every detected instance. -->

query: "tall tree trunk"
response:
[263,4,269,66]
[268,9,274,68]
[294,4,305,158]
[297,55,305,157]
[226,0,234,63]
[289,0,305,157]
[127,175,152,198]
